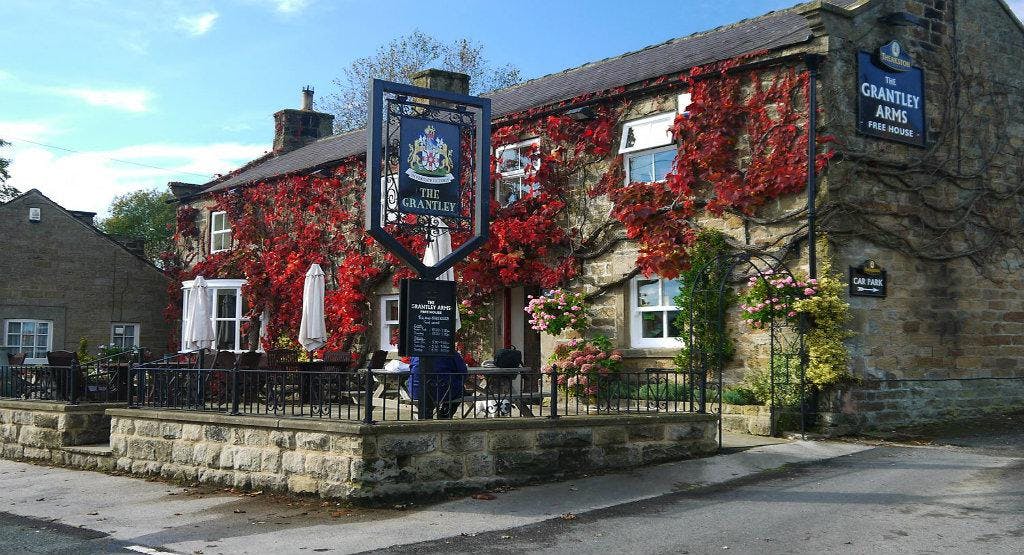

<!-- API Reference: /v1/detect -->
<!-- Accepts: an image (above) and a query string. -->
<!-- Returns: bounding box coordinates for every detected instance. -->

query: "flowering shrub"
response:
[543,335,623,397]
[525,289,588,335]
[740,271,819,328]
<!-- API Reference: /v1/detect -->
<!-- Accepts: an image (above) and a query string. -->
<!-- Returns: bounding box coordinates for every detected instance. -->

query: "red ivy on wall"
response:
[608,59,834,278]
[162,53,834,352]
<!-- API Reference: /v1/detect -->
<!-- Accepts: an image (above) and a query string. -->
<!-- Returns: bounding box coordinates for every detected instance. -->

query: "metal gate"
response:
[678,252,808,444]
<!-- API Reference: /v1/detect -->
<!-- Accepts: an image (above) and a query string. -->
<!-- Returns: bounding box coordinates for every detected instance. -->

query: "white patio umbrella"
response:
[298,263,328,351]
[423,219,461,331]
[182,276,215,351]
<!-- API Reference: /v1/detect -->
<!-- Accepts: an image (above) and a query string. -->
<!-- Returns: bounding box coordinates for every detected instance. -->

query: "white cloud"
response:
[178,11,219,36]
[4,141,268,215]
[52,87,152,113]
[0,120,58,142]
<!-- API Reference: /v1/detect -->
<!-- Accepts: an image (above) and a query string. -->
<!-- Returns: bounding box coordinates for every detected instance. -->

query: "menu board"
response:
[398,279,457,357]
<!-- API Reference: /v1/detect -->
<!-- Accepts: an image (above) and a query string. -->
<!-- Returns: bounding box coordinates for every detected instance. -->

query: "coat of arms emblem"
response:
[406,125,455,184]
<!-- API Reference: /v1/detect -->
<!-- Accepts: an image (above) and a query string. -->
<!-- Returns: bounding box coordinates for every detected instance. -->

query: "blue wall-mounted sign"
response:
[398,117,461,218]
[857,42,926,147]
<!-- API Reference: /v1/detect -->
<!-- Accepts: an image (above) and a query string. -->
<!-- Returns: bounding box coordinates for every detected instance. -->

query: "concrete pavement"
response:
[0,434,868,554]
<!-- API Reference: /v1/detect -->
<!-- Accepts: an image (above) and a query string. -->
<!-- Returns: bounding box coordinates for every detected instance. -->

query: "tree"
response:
[98,189,177,264]
[324,30,522,132]
[0,139,19,202]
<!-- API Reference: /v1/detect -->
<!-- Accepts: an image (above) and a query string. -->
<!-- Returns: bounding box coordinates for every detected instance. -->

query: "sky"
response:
[2,0,1023,215]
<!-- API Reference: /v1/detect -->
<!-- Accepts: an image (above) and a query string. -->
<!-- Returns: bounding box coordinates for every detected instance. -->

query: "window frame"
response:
[209,210,232,253]
[379,294,400,352]
[495,137,541,206]
[629,276,682,349]
[180,278,246,352]
[110,323,141,349]
[618,111,675,155]
[4,319,53,364]
[623,144,677,185]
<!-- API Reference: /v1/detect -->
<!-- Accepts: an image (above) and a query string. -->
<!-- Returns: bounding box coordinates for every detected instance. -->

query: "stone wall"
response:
[106,409,717,500]
[820,377,1024,433]
[0,400,119,465]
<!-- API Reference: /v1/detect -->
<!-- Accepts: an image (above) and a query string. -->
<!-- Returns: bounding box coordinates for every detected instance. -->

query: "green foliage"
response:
[601,380,691,401]
[793,240,855,387]
[743,363,805,407]
[76,338,96,366]
[722,386,758,405]
[673,230,735,372]
[98,188,177,264]
[0,138,19,202]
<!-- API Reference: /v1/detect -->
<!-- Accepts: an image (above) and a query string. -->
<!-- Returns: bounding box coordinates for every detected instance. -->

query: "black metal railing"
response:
[0,365,81,402]
[125,366,707,423]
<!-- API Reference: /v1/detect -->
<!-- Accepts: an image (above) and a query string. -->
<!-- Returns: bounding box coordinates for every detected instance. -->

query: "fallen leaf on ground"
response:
[472,493,496,501]
[561,513,577,520]
[233,509,246,514]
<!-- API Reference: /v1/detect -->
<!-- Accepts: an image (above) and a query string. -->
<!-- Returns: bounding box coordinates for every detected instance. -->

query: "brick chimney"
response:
[272,86,335,154]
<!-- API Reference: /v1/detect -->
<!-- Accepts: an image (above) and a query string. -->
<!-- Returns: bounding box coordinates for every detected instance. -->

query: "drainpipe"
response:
[805,53,824,280]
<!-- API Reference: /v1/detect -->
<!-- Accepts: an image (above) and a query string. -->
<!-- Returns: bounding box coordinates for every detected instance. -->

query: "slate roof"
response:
[200,0,860,195]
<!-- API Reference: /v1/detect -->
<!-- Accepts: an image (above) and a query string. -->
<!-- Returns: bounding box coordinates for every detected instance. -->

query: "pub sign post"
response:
[365,79,490,418]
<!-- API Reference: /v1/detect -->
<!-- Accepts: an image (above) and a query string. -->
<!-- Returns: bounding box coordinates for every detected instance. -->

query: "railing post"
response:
[68,362,79,405]
[363,370,375,424]
[230,359,240,416]
[549,367,559,419]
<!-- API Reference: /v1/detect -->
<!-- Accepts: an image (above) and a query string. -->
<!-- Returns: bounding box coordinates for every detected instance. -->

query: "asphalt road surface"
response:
[0,416,1020,554]
[378,416,1024,554]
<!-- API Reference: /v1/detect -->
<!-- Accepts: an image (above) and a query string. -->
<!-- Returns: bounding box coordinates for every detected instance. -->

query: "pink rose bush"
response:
[525,289,589,335]
[740,270,819,328]
[543,335,623,397]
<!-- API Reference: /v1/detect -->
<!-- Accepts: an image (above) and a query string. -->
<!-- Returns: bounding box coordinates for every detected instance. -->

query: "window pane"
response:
[386,299,399,321]
[653,150,674,181]
[387,324,399,346]
[35,334,48,347]
[216,321,236,350]
[637,279,660,307]
[217,290,237,318]
[212,212,226,231]
[22,322,35,334]
[628,154,654,183]
[7,322,21,335]
[666,311,681,338]
[641,312,664,339]
[498,146,525,174]
[662,279,681,306]
[7,334,18,347]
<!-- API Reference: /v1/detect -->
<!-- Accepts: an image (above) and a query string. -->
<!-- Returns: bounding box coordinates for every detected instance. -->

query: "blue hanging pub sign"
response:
[857,41,926,147]
[399,117,462,218]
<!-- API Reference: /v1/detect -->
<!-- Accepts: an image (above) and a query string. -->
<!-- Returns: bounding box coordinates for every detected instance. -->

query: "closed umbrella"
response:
[423,218,460,331]
[182,276,215,351]
[298,263,327,351]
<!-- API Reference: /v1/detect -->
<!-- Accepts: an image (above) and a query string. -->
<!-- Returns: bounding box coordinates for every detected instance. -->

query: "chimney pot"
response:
[302,86,314,110]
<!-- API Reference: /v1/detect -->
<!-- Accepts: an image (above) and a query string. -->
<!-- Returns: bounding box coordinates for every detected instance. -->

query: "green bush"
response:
[722,386,758,405]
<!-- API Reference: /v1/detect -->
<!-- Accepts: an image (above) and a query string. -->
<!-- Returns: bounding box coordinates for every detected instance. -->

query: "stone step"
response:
[61,443,112,456]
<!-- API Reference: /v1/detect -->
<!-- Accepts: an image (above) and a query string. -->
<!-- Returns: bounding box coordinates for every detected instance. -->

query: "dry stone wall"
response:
[0,400,118,469]
[107,410,717,500]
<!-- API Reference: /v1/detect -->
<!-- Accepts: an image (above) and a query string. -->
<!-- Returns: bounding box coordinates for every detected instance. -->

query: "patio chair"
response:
[46,350,83,401]
[8,352,26,366]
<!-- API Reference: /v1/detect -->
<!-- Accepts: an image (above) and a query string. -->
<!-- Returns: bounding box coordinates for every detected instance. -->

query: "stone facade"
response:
[170,0,1024,432]
[0,189,171,356]
[0,399,119,470]
[106,409,717,500]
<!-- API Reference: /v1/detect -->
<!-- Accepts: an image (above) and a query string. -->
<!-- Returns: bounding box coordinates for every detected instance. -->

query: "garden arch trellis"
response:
[680,252,809,444]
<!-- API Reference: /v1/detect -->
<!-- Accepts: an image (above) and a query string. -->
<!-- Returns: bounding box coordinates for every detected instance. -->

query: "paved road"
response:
[0,419,1019,554]
[380,414,1024,554]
